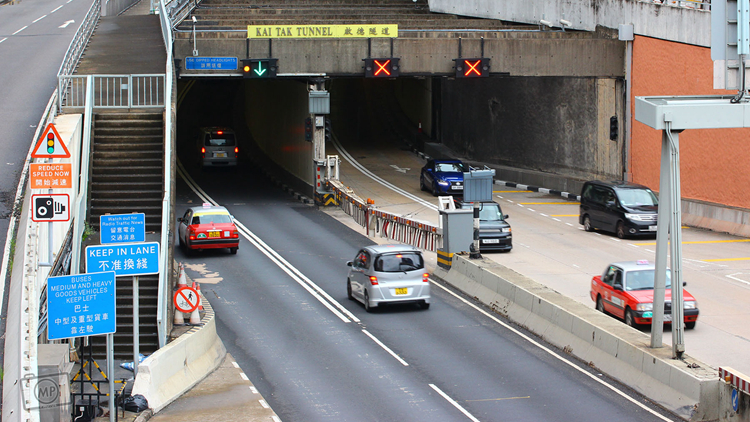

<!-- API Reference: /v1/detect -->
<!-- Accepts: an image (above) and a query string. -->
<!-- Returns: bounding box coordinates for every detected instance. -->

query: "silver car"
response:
[346,244,430,312]
[198,127,237,167]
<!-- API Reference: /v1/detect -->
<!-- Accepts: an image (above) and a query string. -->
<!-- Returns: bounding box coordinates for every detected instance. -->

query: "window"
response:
[355,251,370,269]
[478,204,504,221]
[625,269,671,290]
[374,252,424,272]
[193,213,232,225]
[615,188,658,207]
[435,162,465,172]
[205,133,236,147]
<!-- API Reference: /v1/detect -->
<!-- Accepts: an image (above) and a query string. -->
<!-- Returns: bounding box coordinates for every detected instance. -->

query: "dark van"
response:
[455,199,512,252]
[579,181,658,239]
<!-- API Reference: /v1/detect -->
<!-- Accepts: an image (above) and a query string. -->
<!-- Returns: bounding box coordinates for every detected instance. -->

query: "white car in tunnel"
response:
[346,244,431,312]
[198,127,238,167]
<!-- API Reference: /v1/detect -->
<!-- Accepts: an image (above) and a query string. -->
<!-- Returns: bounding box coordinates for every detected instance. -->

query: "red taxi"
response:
[178,204,239,254]
[590,260,699,329]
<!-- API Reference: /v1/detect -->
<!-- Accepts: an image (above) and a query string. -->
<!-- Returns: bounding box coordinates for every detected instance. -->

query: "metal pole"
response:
[133,276,139,377]
[650,129,671,348]
[667,128,685,357]
[107,333,115,422]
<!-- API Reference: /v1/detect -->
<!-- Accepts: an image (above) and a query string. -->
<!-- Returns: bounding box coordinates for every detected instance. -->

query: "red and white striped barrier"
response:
[720,367,750,395]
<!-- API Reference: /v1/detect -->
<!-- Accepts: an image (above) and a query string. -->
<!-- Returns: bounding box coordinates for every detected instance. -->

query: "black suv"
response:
[454,200,512,252]
[579,180,658,239]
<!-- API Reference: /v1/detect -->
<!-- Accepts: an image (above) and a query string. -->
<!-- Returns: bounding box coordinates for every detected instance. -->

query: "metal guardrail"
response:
[328,180,442,252]
[648,0,711,10]
[56,0,101,108]
[59,74,166,109]
[165,0,203,29]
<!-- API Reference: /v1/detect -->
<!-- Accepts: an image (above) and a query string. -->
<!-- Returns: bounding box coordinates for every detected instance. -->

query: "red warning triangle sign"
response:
[31,123,71,159]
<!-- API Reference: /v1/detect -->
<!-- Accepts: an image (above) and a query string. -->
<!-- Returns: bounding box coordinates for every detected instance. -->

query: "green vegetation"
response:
[82,222,95,242]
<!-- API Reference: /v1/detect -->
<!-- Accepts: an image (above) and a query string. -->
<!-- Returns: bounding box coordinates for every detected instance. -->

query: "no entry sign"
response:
[173,286,200,313]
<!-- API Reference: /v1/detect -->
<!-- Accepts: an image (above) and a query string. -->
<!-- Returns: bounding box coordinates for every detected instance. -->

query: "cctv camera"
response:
[192,16,197,23]
[539,19,552,27]
[560,19,572,27]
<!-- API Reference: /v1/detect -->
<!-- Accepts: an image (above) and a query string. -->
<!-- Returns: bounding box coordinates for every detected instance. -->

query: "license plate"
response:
[649,225,657,231]
[452,185,464,190]
[215,152,227,158]
[208,231,220,238]
[483,239,500,244]
[395,288,408,295]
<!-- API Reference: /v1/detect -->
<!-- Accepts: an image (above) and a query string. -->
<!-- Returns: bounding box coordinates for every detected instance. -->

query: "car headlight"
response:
[636,303,653,311]
[437,180,449,186]
[625,213,644,221]
[684,301,697,309]
[502,228,511,233]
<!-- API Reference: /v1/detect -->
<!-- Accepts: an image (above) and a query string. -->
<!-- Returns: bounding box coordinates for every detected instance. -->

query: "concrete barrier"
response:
[434,254,719,421]
[131,290,226,413]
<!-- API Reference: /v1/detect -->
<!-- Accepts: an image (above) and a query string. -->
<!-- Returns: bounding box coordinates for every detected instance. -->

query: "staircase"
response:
[89,110,164,359]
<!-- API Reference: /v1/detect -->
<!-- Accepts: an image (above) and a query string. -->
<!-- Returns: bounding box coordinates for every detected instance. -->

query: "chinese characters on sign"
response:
[100,213,146,244]
[86,242,160,276]
[184,57,238,70]
[30,163,72,189]
[247,24,398,39]
[47,272,116,340]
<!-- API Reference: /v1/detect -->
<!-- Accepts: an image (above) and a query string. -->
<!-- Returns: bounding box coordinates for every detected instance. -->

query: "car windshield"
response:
[374,252,424,272]
[435,162,465,172]
[615,188,658,207]
[191,213,232,225]
[205,133,236,146]
[478,204,504,221]
[624,269,672,291]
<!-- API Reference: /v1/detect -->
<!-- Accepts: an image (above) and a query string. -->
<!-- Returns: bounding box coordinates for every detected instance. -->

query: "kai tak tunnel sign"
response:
[248,24,398,39]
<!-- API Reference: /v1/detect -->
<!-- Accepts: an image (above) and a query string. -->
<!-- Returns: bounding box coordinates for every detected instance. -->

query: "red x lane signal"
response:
[364,57,400,78]
[454,58,490,78]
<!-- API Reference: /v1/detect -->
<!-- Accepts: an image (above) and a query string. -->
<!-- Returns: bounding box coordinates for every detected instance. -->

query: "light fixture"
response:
[539,19,552,27]
[560,19,572,27]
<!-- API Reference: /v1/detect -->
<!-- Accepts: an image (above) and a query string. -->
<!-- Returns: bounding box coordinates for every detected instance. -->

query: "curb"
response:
[133,409,153,422]
[494,180,581,201]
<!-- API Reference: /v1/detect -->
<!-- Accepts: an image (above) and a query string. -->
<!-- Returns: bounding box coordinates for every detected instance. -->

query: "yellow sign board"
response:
[247,24,398,39]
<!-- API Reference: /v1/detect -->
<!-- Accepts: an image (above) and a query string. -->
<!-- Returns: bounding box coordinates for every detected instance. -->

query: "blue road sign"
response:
[100,213,145,244]
[185,57,238,70]
[47,271,116,340]
[732,389,739,412]
[86,242,160,276]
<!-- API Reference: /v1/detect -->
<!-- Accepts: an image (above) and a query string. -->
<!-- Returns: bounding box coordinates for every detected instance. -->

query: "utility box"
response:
[439,208,473,254]
[309,91,330,115]
[37,343,74,422]
[463,167,495,203]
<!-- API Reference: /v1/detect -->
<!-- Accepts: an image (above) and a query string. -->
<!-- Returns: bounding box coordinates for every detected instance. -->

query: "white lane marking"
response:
[628,244,640,248]
[250,386,259,394]
[50,5,63,12]
[645,249,655,253]
[517,203,525,208]
[177,161,360,324]
[572,264,580,268]
[240,373,249,381]
[0,38,7,44]
[59,19,75,28]
[272,416,282,422]
[496,195,504,199]
[13,26,28,35]
[507,200,515,204]
[727,273,750,287]
[610,238,621,242]
[390,164,410,173]
[527,208,536,213]
[259,400,270,409]
[429,384,480,422]
[539,213,548,217]
[331,136,437,211]
[362,329,409,366]
[430,280,674,422]
[552,218,561,222]
[33,15,47,23]
[566,223,573,226]
[231,361,240,368]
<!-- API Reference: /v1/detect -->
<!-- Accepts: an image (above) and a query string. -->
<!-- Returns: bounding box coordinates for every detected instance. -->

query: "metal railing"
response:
[58,74,166,109]
[56,0,101,106]
[165,0,203,29]
[645,0,711,10]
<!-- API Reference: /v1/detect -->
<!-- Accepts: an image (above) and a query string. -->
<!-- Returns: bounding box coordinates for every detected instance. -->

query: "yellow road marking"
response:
[493,190,531,193]
[703,257,750,262]
[551,214,578,217]
[466,396,531,402]
[519,202,579,205]
[636,239,750,246]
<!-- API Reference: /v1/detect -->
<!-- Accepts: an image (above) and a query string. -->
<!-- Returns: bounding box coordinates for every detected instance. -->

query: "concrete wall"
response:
[242,79,313,186]
[440,76,624,181]
[428,0,711,47]
[434,254,719,421]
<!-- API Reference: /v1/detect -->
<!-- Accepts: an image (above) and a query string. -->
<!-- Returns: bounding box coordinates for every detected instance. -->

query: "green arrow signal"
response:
[254,61,267,76]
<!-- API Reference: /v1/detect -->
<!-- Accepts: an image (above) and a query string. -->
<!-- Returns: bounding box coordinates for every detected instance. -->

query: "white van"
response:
[198,127,237,168]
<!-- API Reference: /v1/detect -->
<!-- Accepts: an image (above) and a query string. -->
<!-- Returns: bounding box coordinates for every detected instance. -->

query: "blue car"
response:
[420,159,466,196]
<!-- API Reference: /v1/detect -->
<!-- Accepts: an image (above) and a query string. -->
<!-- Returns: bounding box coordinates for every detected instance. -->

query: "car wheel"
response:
[364,290,374,313]
[685,321,696,330]
[625,308,640,328]
[616,221,627,239]
[583,216,594,232]
[229,247,238,254]
[419,301,430,310]
[431,182,439,197]
[347,279,353,300]
[596,296,605,313]
[419,175,426,192]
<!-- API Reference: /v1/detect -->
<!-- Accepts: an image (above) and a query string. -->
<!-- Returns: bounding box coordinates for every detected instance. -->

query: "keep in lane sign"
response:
[47,271,116,340]
[86,242,160,276]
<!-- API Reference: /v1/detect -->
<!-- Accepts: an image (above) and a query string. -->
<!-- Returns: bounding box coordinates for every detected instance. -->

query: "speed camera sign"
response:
[31,194,70,222]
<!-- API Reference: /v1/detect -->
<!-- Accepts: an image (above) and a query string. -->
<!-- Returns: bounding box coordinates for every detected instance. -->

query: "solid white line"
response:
[362,329,409,366]
[727,273,750,287]
[429,280,674,422]
[0,38,7,44]
[33,15,47,23]
[50,5,63,12]
[240,373,249,381]
[177,161,360,324]
[428,384,480,422]
[13,26,28,35]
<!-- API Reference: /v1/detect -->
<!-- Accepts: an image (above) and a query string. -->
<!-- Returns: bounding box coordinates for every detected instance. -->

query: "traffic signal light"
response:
[241,58,278,78]
[46,132,55,154]
[324,118,332,143]
[364,58,400,78]
[304,117,313,142]
[610,116,618,140]
[454,58,490,78]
